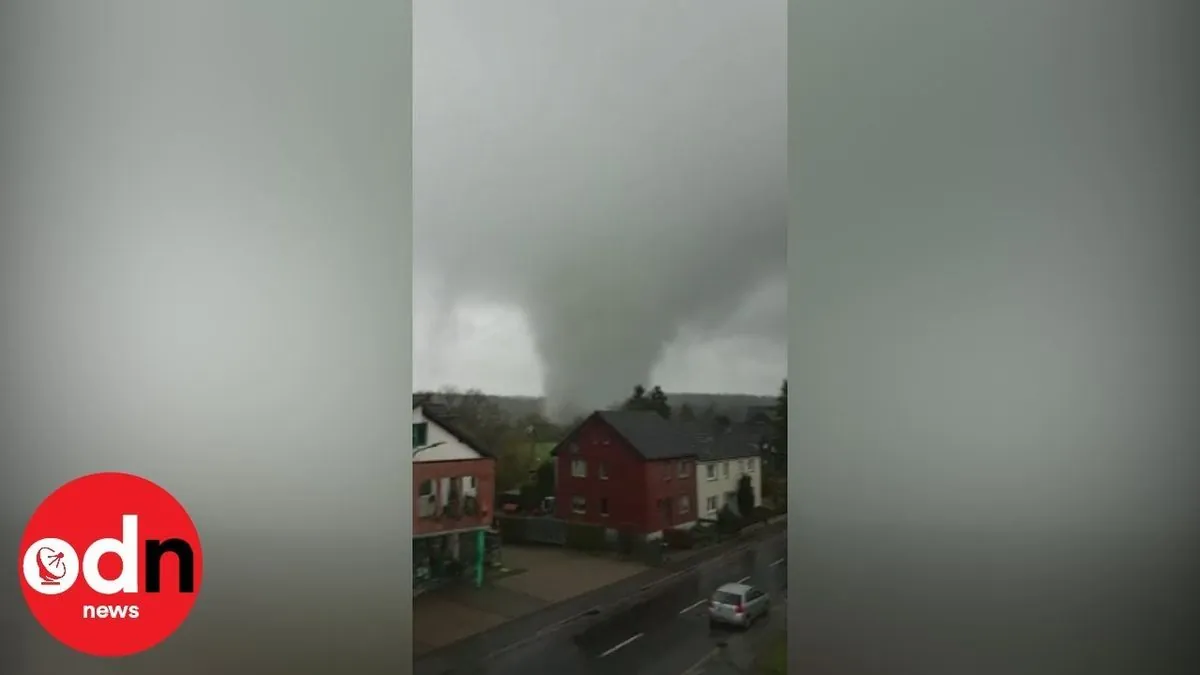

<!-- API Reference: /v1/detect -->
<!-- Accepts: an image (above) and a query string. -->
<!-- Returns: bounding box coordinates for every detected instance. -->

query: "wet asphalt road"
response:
[479,533,787,675]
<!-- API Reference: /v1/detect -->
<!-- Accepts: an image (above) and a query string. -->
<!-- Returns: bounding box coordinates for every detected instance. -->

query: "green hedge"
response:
[565,522,607,550]
[662,527,695,549]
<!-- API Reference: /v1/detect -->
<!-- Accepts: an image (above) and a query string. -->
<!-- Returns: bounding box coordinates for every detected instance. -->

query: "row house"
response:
[550,410,763,539]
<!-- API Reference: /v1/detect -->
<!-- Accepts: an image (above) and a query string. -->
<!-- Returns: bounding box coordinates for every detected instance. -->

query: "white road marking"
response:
[680,646,721,675]
[679,599,708,614]
[736,576,751,584]
[770,558,785,567]
[600,632,644,657]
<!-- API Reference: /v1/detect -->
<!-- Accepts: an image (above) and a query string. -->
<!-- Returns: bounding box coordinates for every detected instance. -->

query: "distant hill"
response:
[481,393,776,421]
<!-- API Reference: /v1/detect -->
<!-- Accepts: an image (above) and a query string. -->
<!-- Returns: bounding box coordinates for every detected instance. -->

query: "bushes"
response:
[662,527,696,550]
[616,527,641,554]
[716,505,744,534]
[565,522,607,550]
[749,505,777,523]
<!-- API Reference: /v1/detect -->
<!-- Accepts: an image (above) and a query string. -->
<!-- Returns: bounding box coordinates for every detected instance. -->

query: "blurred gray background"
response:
[2,2,413,673]
[788,1,1197,673]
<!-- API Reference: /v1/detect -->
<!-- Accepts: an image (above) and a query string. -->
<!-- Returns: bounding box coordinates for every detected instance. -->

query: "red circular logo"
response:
[18,472,203,657]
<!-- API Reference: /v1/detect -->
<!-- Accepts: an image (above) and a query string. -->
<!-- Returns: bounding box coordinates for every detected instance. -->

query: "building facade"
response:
[412,404,496,592]
[552,411,698,538]
[696,449,762,519]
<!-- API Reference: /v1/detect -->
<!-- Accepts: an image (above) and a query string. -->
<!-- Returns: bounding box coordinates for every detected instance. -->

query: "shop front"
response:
[413,527,488,595]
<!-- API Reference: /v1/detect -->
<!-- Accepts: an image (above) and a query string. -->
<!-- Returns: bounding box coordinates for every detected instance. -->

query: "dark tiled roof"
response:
[552,410,768,462]
[694,426,765,461]
[412,402,495,459]
[595,410,702,460]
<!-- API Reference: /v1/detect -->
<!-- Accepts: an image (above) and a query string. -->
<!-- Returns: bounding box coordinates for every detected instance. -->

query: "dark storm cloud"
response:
[414,0,786,416]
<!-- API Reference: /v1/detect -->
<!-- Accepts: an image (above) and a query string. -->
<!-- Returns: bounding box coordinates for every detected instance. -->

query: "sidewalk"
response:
[414,546,648,655]
[414,519,786,675]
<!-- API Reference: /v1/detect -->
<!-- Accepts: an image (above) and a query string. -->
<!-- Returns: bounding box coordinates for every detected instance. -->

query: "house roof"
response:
[691,424,765,462]
[551,410,701,461]
[412,401,495,459]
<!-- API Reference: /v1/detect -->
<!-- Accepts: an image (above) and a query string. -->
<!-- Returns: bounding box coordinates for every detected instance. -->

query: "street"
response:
[476,533,787,675]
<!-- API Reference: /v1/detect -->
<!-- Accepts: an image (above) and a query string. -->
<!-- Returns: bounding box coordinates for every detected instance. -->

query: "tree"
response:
[533,461,556,500]
[736,474,755,517]
[648,386,671,419]
[677,403,697,422]
[622,384,669,417]
[495,429,537,493]
[621,384,650,412]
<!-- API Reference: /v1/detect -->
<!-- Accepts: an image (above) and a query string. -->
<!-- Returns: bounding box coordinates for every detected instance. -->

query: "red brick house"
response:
[550,410,699,538]
[412,402,496,591]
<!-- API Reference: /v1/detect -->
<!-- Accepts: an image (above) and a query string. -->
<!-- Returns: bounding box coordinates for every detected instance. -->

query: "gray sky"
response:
[413,0,786,411]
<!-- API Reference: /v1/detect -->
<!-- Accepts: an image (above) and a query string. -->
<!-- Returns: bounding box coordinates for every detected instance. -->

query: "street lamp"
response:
[413,441,445,456]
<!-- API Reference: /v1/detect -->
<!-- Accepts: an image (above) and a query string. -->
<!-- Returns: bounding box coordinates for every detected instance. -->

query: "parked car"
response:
[708,582,769,628]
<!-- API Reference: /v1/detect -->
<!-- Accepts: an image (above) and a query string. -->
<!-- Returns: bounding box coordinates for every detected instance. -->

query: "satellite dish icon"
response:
[36,546,67,586]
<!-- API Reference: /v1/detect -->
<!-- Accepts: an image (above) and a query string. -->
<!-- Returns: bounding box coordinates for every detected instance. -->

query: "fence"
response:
[496,514,567,545]
[494,515,665,565]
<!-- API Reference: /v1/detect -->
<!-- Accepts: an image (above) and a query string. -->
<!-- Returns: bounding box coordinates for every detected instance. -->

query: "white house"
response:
[694,428,763,519]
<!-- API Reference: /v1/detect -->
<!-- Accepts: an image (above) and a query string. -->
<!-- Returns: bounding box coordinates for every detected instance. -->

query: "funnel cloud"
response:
[414,1,787,416]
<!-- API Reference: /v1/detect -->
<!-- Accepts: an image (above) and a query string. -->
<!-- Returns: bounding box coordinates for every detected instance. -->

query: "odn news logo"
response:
[18,472,203,658]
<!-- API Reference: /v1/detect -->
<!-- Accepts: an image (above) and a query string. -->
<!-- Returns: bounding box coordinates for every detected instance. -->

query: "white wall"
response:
[412,407,483,463]
[697,456,761,518]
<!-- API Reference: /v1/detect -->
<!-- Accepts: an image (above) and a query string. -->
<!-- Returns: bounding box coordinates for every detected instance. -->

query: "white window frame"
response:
[599,462,609,480]
[572,496,586,514]
[705,463,716,481]
[747,458,755,473]
[723,462,730,478]
[680,496,690,515]
[571,459,587,478]
[599,497,609,517]
[706,496,718,514]
[679,460,689,478]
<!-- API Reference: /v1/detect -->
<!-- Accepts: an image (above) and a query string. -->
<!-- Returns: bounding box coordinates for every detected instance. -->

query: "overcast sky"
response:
[413,1,787,411]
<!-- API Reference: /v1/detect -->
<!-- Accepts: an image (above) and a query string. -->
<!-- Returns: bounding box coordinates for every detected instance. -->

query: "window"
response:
[417,480,436,518]
[572,459,587,478]
[600,498,609,517]
[706,496,719,514]
[705,464,716,481]
[738,460,745,473]
[680,496,690,515]
[679,461,689,478]
[722,462,730,478]
[572,496,586,514]
[747,458,755,473]
[412,422,428,447]
[599,462,609,480]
